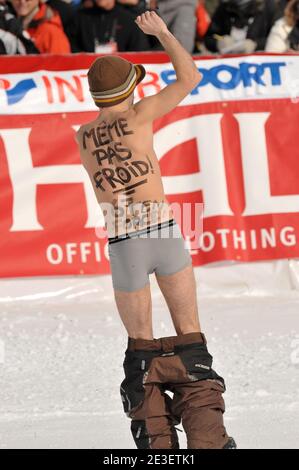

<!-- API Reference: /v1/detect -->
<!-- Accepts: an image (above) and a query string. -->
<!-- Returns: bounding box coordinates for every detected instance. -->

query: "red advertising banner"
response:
[0,53,298,277]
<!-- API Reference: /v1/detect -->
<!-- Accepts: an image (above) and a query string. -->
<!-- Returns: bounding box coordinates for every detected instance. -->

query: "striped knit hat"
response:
[87,56,146,108]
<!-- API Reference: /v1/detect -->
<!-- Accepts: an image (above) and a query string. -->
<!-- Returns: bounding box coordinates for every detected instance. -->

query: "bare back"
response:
[77,107,173,236]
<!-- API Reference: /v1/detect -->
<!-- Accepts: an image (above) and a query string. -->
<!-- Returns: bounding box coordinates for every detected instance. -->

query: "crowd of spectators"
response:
[0,0,298,55]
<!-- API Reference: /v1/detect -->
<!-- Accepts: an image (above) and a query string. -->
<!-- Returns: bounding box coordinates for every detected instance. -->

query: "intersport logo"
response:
[161,61,287,91]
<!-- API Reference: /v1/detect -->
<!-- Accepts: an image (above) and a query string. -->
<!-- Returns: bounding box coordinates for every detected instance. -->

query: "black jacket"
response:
[68,5,150,53]
[289,22,299,51]
[204,0,277,52]
[47,0,75,31]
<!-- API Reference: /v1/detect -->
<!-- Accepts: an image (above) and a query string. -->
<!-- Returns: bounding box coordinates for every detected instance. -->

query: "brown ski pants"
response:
[120,331,230,449]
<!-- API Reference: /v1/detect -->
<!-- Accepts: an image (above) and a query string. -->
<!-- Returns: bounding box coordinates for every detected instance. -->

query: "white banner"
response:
[0,55,299,115]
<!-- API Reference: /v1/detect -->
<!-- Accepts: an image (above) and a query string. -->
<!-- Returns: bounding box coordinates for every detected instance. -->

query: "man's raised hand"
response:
[135,11,168,37]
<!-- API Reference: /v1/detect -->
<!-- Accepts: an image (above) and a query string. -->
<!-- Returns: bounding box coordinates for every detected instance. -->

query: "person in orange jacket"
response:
[196,0,211,40]
[10,0,71,53]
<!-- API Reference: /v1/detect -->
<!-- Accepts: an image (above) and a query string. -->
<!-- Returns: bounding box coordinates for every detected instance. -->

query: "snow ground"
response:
[0,269,298,449]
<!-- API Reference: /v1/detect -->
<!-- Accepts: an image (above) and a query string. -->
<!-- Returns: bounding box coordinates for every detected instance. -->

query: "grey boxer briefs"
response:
[107,218,192,292]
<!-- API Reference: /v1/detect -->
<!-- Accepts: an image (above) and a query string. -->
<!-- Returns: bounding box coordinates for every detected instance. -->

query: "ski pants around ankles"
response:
[120,331,230,449]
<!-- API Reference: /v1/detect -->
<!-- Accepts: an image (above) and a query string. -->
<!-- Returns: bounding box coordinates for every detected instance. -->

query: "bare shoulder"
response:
[75,123,88,145]
[76,120,94,137]
[110,107,147,133]
[133,97,147,117]
[132,99,154,126]
[75,123,94,168]
[75,118,98,147]
[133,75,201,124]
[133,92,169,124]
[75,125,81,138]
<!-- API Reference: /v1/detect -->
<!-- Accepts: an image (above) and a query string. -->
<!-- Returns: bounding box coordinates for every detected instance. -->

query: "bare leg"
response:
[155,264,201,335]
[113,283,154,340]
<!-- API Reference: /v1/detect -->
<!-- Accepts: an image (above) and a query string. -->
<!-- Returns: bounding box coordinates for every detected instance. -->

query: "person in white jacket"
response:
[266,0,299,52]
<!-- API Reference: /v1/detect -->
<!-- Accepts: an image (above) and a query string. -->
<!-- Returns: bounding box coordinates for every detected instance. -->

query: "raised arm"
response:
[134,11,202,122]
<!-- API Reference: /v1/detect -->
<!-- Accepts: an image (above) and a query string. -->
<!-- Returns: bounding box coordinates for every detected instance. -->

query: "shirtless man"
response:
[76,11,235,450]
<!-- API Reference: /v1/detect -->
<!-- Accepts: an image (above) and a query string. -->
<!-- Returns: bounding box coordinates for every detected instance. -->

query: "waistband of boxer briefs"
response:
[108,218,176,245]
[127,332,207,353]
